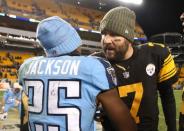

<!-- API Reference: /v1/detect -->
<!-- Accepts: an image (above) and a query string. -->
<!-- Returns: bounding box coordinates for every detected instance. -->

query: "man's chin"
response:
[105,55,115,61]
[105,51,116,60]
[105,54,123,62]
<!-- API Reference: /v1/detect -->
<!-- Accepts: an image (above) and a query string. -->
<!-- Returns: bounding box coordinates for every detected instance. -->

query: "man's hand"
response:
[15,99,20,106]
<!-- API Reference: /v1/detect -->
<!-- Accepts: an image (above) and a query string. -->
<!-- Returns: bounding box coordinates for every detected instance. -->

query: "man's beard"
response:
[107,42,129,62]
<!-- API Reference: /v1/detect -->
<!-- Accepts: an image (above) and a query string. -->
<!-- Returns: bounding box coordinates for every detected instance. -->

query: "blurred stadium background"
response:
[0,0,183,130]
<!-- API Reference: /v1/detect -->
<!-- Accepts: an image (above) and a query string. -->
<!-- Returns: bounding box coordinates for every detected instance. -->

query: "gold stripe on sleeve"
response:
[158,54,177,82]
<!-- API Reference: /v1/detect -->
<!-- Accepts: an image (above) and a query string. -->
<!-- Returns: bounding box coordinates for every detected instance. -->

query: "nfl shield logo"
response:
[122,71,130,79]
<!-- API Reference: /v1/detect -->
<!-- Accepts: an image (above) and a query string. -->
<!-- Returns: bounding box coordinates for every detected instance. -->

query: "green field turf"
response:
[158,90,183,131]
[0,90,183,131]
[0,91,3,97]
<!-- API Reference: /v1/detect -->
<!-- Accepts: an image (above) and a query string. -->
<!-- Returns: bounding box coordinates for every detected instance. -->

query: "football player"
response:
[99,6,178,131]
[19,16,136,131]
[179,12,184,131]
[0,83,21,120]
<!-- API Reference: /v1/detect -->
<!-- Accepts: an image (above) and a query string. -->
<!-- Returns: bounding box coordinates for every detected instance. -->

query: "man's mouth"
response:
[106,47,114,52]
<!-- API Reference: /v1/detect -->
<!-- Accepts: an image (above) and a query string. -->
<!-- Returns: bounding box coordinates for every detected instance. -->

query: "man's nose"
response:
[104,35,113,43]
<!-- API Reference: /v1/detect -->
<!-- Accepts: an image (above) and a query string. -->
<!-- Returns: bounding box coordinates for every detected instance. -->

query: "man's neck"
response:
[123,44,134,60]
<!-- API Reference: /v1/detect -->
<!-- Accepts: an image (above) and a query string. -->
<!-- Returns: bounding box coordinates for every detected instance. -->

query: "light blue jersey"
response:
[19,55,116,131]
[3,89,21,112]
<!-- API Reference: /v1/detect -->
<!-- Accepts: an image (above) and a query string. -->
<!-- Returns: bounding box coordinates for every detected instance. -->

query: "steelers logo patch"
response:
[146,63,155,76]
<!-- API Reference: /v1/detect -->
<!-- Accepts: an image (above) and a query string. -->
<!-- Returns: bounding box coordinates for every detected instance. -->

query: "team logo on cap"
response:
[146,63,155,76]
[125,29,129,34]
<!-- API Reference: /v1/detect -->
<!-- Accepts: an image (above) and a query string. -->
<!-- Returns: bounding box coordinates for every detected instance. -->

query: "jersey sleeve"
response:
[18,56,42,85]
[150,42,178,85]
[18,58,31,85]
[91,58,117,91]
[3,90,10,101]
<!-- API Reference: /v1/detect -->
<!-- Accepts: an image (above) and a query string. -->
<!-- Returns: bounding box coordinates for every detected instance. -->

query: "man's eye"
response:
[113,39,121,42]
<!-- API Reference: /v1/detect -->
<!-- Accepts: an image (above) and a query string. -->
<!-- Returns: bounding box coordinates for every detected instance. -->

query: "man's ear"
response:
[180,13,184,21]
[180,13,184,32]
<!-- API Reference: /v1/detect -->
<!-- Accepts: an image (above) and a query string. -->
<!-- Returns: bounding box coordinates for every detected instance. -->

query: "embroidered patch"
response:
[122,71,130,79]
[107,67,117,85]
[146,63,155,76]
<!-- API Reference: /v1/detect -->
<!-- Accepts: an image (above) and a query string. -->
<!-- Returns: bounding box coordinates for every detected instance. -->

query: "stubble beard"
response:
[107,41,129,62]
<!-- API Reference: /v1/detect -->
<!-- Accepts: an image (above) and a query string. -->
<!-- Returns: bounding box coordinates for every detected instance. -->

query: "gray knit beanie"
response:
[100,6,136,43]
